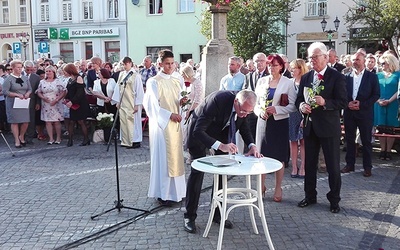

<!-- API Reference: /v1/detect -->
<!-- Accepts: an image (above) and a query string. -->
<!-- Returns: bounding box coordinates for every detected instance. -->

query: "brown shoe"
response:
[341,165,355,173]
[363,169,372,177]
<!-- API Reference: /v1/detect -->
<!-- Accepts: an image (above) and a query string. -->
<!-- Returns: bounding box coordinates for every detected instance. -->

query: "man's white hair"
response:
[308,42,328,56]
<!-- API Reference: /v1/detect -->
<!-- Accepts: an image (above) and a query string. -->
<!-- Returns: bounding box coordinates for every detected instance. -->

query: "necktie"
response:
[228,112,236,144]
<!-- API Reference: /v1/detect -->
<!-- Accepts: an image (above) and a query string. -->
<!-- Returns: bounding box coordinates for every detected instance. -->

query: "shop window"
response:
[105,41,120,63]
[60,42,74,62]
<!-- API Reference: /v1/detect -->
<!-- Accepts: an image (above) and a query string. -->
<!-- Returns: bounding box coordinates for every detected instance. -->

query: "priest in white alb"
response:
[143,50,186,205]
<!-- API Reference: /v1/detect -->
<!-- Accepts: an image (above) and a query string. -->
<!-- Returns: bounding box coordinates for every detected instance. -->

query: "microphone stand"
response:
[91,71,150,220]
[0,130,15,157]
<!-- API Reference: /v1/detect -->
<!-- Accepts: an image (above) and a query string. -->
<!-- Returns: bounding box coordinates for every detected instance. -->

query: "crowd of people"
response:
[1,44,399,235]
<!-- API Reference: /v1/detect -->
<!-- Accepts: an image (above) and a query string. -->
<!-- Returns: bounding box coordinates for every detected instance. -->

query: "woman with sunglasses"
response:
[254,54,296,202]
[2,60,32,148]
[373,53,400,160]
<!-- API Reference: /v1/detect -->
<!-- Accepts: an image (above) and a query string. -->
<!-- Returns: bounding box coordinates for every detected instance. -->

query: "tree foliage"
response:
[200,0,299,60]
[344,0,400,57]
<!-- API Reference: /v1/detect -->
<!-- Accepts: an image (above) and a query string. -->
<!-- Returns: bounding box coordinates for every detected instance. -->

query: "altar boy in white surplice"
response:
[143,50,186,205]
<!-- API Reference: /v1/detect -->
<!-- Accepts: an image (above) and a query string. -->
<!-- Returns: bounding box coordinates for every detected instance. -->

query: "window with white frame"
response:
[149,0,163,15]
[40,0,49,22]
[179,0,194,13]
[1,0,9,24]
[306,0,327,17]
[83,0,93,20]
[108,0,119,19]
[19,0,27,23]
[62,0,72,21]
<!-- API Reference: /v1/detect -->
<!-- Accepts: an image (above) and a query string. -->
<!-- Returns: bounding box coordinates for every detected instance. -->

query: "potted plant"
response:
[96,112,114,142]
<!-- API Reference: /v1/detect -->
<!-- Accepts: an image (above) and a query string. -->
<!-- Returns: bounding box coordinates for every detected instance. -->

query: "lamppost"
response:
[321,16,340,49]
[18,33,30,61]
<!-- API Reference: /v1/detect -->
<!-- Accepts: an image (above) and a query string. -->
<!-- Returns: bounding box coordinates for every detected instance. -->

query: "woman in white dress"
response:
[36,66,66,144]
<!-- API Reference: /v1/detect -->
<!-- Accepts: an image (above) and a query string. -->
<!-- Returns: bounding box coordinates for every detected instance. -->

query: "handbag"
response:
[279,94,289,106]
[63,99,80,110]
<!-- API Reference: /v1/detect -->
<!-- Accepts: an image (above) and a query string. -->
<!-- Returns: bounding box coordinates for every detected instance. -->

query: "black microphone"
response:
[120,70,134,85]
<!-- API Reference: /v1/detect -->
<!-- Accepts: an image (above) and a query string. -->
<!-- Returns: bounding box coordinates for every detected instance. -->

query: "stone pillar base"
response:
[201,38,234,96]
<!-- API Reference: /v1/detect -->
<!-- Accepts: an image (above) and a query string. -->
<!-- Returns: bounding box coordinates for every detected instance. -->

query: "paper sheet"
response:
[13,98,30,108]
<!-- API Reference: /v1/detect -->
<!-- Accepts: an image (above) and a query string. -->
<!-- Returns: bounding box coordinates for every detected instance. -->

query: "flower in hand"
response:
[303,74,325,126]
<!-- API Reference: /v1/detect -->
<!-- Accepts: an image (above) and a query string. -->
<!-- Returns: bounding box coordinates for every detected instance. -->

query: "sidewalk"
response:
[0,131,399,249]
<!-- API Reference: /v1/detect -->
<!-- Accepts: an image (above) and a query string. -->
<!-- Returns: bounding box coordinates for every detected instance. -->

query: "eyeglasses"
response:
[6,68,12,71]
[238,102,253,115]
[268,64,281,68]
[308,54,324,60]
[379,62,386,66]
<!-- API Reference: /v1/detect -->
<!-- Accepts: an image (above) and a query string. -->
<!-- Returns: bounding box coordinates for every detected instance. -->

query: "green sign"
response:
[59,28,70,40]
[48,28,58,39]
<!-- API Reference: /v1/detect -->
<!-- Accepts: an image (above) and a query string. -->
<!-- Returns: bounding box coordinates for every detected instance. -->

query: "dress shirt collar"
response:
[315,66,328,76]
[351,68,365,77]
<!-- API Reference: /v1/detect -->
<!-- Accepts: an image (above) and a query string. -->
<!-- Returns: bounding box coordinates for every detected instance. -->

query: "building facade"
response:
[0,0,31,62]
[287,0,355,60]
[126,0,208,65]
[31,0,127,63]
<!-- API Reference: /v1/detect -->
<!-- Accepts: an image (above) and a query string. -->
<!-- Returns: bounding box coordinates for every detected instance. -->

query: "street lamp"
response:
[18,33,30,61]
[321,16,340,49]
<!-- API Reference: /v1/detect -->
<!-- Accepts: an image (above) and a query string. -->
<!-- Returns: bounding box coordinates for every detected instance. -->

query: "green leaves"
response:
[200,0,300,59]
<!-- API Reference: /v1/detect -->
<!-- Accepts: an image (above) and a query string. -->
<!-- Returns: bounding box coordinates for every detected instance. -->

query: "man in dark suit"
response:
[280,54,292,79]
[328,49,346,73]
[340,52,380,177]
[183,90,262,234]
[242,53,269,150]
[24,61,42,143]
[295,42,347,213]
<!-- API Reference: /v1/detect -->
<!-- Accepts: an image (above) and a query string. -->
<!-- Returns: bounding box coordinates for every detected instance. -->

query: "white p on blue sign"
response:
[13,42,21,54]
[39,42,49,53]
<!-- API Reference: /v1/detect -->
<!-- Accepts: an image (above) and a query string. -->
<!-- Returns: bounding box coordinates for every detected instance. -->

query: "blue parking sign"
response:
[39,42,49,53]
[13,42,21,54]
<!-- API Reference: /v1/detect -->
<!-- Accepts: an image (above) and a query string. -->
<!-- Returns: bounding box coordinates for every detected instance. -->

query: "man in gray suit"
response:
[24,61,43,143]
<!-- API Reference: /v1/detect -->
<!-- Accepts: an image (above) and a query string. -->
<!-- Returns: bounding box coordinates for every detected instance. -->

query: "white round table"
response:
[192,155,282,250]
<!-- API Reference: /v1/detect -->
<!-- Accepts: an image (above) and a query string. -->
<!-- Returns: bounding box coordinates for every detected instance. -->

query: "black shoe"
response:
[67,139,73,147]
[298,198,317,208]
[79,140,90,146]
[157,198,172,207]
[183,218,196,234]
[127,142,141,149]
[212,217,233,229]
[330,203,340,213]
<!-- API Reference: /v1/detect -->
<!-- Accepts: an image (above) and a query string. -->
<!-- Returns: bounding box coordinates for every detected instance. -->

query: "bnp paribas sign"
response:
[70,27,119,38]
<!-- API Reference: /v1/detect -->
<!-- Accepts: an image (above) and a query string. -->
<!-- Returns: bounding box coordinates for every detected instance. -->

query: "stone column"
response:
[201,4,234,96]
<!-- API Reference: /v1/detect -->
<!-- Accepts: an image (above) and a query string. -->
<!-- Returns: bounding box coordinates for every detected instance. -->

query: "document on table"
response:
[198,156,239,167]
[13,98,30,108]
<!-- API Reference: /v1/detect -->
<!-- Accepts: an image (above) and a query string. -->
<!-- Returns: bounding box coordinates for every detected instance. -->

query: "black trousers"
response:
[184,146,224,221]
[304,123,342,204]
[344,114,373,170]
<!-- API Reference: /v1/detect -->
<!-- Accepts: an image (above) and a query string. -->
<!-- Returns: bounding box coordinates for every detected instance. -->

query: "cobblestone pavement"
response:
[0,130,399,250]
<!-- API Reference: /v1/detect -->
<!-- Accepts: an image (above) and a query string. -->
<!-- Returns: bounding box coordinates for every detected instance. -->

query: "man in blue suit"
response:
[183,90,262,233]
[295,42,347,213]
[340,52,380,177]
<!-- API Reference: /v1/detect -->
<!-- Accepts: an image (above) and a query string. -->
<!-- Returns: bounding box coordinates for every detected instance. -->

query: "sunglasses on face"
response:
[6,68,12,71]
